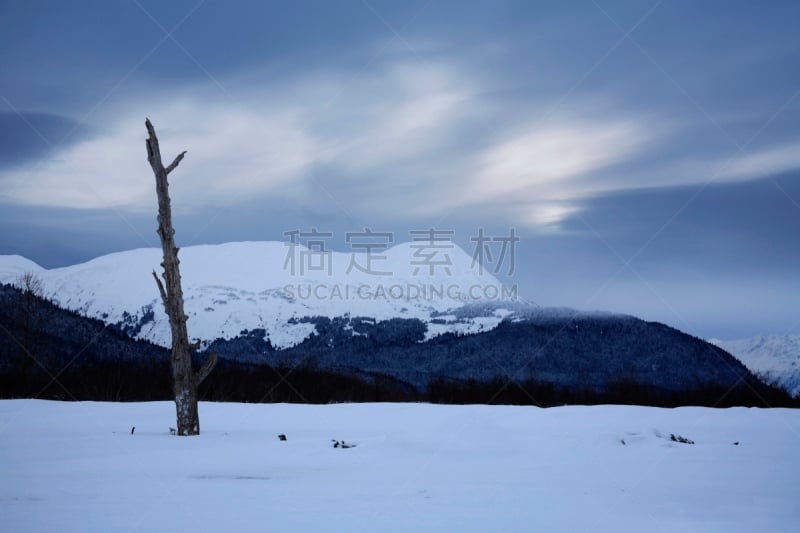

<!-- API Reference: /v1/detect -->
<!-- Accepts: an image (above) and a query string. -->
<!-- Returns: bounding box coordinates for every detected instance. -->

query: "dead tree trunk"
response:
[145,118,217,436]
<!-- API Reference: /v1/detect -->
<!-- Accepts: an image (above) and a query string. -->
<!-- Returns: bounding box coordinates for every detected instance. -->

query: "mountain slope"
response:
[710,336,800,397]
[0,241,515,349]
[0,282,170,399]
[219,311,755,393]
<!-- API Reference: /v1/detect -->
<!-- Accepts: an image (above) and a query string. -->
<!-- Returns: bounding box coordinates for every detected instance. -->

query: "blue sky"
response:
[1,0,798,339]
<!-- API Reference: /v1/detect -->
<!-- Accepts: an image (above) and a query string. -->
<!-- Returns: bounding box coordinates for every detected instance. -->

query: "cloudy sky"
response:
[1,0,799,339]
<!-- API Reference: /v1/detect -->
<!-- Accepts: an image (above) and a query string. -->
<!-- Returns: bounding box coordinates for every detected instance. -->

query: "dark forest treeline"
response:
[1,359,796,408]
[425,375,797,408]
[0,359,416,403]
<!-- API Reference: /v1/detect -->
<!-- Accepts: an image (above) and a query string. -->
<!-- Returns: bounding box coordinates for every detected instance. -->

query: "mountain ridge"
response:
[0,240,519,349]
[710,335,800,398]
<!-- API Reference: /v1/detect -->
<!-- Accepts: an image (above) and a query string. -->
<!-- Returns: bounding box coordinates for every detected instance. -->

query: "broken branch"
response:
[152,270,168,308]
[165,151,187,175]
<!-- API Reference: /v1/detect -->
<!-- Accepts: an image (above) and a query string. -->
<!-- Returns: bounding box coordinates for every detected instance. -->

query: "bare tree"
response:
[16,271,44,298]
[145,118,217,436]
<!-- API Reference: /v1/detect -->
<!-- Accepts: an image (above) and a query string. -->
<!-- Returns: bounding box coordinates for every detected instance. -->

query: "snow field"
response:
[1,400,798,532]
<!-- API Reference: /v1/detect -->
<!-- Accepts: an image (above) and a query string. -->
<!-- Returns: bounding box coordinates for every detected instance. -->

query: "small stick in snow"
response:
[131,426,135,435]
[669,433,694,444]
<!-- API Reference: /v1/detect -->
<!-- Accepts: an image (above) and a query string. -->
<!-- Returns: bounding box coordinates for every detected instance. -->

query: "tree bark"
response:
[145,118,217,436]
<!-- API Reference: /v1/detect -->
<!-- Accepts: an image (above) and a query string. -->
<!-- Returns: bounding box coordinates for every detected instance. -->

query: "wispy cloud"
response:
[0,61,474,213]
[2,51,795,231]
[446,118,648,228]
[1,99,317,210]
[720,141,800,181]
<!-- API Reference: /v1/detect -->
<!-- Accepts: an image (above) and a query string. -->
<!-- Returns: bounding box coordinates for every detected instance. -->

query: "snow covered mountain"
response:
[3,243,776,397]
[710,336,800,398]
[0,241,517,349]
[0,245,776,399]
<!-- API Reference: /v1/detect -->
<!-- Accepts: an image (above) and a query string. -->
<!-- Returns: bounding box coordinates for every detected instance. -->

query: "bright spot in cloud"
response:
[472,120,644,198]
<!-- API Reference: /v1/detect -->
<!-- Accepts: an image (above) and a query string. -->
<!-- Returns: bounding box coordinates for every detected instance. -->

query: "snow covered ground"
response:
[1,401,798,532]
